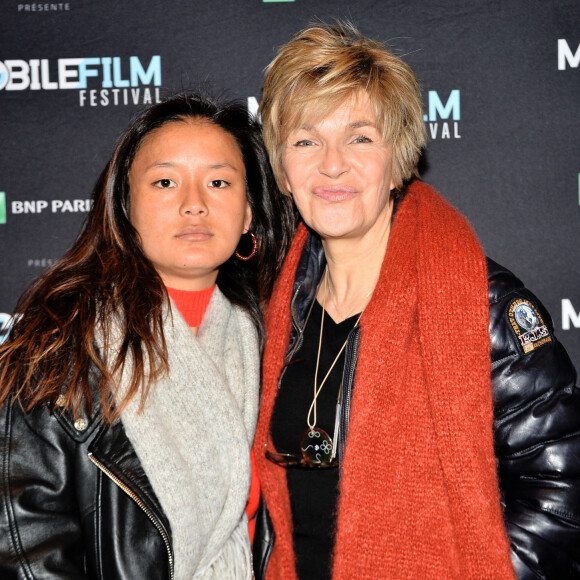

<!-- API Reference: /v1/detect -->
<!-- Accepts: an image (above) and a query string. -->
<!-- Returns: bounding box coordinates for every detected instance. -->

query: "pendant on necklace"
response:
[300,427,333,465]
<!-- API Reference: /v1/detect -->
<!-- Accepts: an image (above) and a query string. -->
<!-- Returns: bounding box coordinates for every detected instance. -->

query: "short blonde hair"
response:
[260,22,427,193]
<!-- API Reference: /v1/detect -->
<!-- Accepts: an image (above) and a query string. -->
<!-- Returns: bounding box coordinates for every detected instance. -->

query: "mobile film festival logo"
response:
[0,56,162,107]
[558,39,580,70]
[563,299,580,331]
[423,90,460,140]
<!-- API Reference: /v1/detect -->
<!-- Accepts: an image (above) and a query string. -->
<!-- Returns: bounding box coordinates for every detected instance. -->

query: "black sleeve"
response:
[0,401,91,579]
[488,258,580,580]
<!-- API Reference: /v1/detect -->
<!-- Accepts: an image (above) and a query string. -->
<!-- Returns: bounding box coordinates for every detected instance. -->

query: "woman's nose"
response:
[180,184,208,216]
[318,143,349,178]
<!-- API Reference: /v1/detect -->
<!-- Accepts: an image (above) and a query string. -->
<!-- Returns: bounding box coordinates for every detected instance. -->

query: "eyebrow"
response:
[144,161,241,172]
[297,119,377,132]
[207,163,241,171]
[348,120,376,130]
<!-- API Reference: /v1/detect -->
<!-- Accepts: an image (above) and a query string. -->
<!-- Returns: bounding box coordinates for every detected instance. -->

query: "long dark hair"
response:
[0,93,296,421]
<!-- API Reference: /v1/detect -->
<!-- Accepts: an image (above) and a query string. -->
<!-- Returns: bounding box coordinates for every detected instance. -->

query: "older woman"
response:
[253,23,580,580]
[0,93,294,579]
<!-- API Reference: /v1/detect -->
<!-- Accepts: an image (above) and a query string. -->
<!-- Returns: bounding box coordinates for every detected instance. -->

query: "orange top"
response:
[166,285,215,327]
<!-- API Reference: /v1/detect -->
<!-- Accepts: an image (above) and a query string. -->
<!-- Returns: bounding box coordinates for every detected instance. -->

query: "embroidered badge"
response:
[507,298,552,354]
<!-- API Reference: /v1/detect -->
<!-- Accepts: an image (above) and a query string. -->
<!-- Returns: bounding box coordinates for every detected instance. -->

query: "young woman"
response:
[0,93,294,579]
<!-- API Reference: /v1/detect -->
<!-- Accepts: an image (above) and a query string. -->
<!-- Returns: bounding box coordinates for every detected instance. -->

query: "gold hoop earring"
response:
[235,232,258,261]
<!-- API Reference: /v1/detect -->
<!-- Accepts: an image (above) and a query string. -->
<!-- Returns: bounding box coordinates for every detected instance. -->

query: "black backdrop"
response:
[1,0,579,370]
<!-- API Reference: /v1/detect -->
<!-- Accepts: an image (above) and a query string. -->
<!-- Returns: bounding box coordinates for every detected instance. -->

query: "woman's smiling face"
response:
[281,91,395,243]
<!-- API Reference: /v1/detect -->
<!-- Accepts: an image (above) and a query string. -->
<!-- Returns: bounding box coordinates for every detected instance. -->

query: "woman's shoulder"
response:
[486,258,526,304]
[0,377,106,448]
[487,256,577,420]
[486,257,560,358]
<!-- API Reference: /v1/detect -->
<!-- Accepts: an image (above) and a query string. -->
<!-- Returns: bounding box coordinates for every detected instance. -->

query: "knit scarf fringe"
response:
[255,182,516,580]
[194,515,253,579]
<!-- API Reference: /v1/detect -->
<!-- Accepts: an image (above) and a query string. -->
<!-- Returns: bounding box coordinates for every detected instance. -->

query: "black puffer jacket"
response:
[253,250,580,580]
[0,382,173,579]
[488,259,580,579]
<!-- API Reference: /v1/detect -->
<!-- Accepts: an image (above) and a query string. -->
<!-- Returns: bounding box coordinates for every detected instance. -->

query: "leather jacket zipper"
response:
[88,452,174,580]
[338,326,361,471]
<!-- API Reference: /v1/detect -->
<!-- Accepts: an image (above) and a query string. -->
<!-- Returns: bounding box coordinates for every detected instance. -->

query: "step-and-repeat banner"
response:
[1,0,579,369]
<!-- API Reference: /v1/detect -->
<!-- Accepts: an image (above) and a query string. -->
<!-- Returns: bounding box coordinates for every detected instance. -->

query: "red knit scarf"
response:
[254,182,516,579]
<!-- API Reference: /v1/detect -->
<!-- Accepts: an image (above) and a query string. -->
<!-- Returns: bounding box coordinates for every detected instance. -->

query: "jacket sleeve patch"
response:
[506,298,552,354]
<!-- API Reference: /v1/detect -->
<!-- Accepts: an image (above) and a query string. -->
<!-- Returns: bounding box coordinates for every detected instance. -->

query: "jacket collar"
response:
[290,231,325,331]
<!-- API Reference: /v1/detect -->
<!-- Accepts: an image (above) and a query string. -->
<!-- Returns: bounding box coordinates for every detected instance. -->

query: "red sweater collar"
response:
[166,285,215,327]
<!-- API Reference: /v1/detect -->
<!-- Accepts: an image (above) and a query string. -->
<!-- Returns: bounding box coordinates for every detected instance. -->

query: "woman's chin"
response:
[306,214,361,241]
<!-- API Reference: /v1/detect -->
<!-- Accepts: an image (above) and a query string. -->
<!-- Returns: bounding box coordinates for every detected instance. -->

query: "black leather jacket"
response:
[0,381,174,579]
[253,234,580,580]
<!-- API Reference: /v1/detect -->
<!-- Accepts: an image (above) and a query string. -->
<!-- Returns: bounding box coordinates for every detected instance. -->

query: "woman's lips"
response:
[312,185,357,202]
[175,226,213,241]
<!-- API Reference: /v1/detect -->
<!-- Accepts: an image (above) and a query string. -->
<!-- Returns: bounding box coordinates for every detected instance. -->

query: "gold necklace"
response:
[300,268,367,465]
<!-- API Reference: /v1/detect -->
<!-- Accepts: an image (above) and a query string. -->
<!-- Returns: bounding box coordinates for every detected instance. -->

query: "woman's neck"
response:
[318,223,391,323]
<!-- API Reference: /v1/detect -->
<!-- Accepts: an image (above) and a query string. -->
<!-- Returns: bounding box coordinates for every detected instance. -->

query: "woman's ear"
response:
[243,203,253,234]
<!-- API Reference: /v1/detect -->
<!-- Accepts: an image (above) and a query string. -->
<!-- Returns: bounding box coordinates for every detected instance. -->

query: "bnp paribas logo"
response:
[0,192,6,225]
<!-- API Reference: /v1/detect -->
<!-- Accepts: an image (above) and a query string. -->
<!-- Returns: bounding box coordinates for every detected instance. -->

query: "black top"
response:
[270,300,359,580]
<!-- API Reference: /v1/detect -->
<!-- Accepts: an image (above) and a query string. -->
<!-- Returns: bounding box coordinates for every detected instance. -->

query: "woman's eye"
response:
[295,139,315,147]
[353,135,372,143]
[153,178,177,188]
[208,179,230,188]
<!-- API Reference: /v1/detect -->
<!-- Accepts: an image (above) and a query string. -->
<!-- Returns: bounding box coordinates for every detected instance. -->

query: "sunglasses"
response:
[265,449,338,469]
